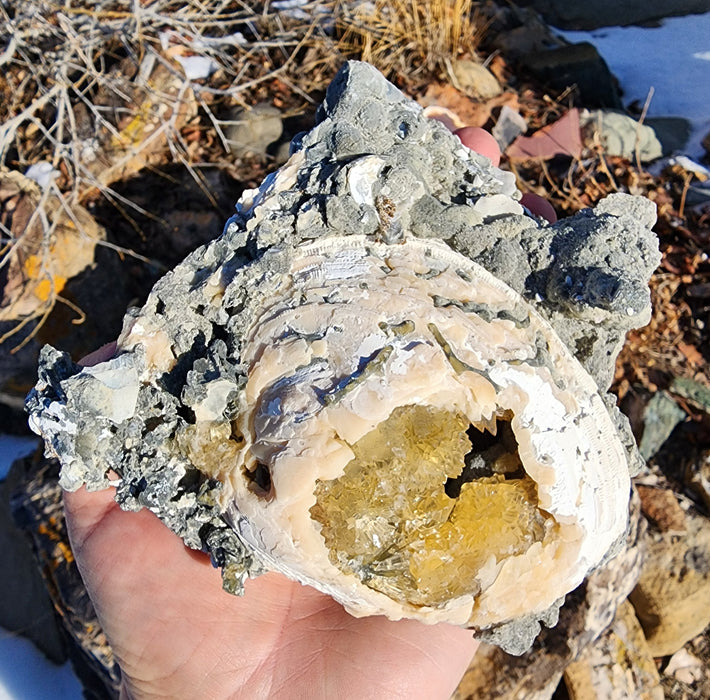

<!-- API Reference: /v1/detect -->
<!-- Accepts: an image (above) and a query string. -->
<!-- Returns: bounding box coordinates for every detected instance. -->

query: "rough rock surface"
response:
[563,600,663,700]
[27,62,659,652]
[516,0,710,30]
[629,508,710,657]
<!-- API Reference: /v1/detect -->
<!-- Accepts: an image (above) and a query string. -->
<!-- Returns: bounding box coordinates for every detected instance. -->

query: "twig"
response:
[0,84,62,160]
[634,86,654,174]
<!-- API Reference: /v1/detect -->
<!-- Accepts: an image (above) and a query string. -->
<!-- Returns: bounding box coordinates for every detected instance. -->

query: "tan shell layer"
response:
[200,235,632,628]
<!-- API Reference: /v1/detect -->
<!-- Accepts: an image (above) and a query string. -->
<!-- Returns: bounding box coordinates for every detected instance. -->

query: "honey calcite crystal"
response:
[27,62,660,652]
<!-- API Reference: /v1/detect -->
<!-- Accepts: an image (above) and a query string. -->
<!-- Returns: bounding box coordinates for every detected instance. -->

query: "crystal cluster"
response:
[312,405,549,607]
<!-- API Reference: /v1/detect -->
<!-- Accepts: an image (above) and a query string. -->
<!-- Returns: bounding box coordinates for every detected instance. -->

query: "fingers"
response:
[78,340,118,367]
[454,126,501,167]
[520,192,558,223]
[63,485,120,553]
[454,126,557,224]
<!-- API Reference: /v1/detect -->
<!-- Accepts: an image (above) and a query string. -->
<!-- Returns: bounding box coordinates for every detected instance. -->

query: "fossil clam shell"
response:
[213,234,629,628]
[26,62,656,644]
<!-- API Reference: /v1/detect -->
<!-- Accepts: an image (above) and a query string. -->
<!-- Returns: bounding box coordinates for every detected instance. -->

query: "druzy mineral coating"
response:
[27,61,661,649]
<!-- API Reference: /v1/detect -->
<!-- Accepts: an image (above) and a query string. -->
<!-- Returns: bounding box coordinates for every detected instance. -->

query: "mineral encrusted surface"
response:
[26,61,660,652]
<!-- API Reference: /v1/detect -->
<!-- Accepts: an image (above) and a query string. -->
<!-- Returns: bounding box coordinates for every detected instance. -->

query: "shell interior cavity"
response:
[27,62,659,647]
[221,236,629,627]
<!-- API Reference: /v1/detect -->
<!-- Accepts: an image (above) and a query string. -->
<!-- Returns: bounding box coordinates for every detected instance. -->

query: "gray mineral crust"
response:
[26,61,660,653]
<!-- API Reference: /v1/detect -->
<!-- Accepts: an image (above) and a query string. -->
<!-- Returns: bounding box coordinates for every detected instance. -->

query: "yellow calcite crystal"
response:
[311,405,549,607]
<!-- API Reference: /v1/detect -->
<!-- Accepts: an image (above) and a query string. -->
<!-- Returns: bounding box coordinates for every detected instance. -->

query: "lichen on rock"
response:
[26,61,660,653]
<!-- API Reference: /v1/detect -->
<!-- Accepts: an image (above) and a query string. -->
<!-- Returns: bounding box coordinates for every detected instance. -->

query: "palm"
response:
[65,488,477,699]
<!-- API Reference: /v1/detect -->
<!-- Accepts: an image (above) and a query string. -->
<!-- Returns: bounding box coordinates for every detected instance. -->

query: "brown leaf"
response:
[507,109,583,161]
[677,342,704,367]
[636,486,686,532]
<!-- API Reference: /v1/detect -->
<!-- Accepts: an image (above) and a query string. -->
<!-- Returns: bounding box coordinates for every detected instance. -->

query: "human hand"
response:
[63,129,553,700]
[65,486,477,700]
[69,351,477,700]
[454,127,557,223]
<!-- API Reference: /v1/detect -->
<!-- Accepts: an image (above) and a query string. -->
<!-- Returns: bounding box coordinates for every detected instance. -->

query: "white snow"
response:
[557,12,710,159]
[0,435,38,481]
[0,633,82,700]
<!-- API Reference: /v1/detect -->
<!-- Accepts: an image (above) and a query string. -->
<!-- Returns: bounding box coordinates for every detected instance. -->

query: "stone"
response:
[636,486,687,533]
[512,0,710,30]
[27,61,658,651]
[11,454,122,697]
[629,509,710,657]
[664,648,705,685]
[492,105,528,151]
[523,43,623,109]
[638,391,686,460]
[644,117,692,156]
[581,109,663,163]
[670,375,710,413]
[451,60,503,99]
[452,641,563,700]
[563,600,663,700]
[684,449,710,512]
[0,457,66,663]
[222,102,284,156]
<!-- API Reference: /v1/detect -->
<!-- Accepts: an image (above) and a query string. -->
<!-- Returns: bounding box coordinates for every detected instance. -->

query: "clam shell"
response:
[199,234,630,627]
[26,62,654,641]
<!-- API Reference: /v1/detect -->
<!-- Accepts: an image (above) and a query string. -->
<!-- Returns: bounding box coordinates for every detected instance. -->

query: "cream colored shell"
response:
[215,234,630,628]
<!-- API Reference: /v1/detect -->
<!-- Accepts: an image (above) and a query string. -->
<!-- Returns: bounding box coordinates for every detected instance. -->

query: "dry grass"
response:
[0,0,488,348]
[0,0,333,347]
[334,0,484,83]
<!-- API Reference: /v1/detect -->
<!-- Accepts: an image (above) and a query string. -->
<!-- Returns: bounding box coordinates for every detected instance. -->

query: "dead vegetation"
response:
[0,0,491,348]
[0,0,707,424]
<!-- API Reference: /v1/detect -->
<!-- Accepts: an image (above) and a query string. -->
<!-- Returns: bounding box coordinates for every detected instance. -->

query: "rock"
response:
[11,454,122,697]
[493,21,564,59]
[670,376,710,413]
[523,43,623,109]
[511,0,710,30]
[451,59,503,99]
[563,600,663,700]
[636,486,687,533]
[452,641,563,700]
[492,105,528,151]
[581,110,663,163]
[664,647,705,685]
[629,509,710,657]
[684,449,710,511]
[644,117,692,156]
[27,61,658,652]
[0,457,66,663]
[638,391,686,460]
[221,102,283,156]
